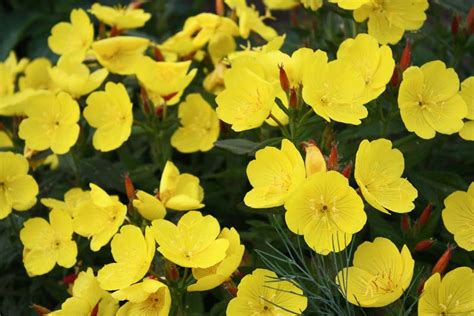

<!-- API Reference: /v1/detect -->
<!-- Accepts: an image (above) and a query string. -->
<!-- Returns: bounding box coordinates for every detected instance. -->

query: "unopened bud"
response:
[400,40,411,71]
[415,239,434,252]
[390,66,400,87]
[303,141,327,176]
[130,0,144,9]
[279,64,290,93]
[467,7,474,34]
[327,143,338,170]
[140,86,151,114]
[110,25,122,37]
[341,162,353,179]
[431,244,454,276]
[63,272,78,285]
[155,105,164,117]
[401,214,411,232]
[31,304,51,315]
[418,203,433,227]
[216,0,225,16]
[124,173,136,201]
[451,15,461,36]
[289,88,298,108]
[223,281,238,297]
[167,263,179,281]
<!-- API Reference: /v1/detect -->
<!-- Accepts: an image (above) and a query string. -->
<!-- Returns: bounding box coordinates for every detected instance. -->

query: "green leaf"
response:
[214,138,281,155]
[0,11,38,59]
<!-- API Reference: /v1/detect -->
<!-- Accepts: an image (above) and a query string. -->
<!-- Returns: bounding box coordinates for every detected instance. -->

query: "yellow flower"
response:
[336,237,414,307]
[441,183,474,251]
[0,131,13,148]
[84,82,133,152]
[301,0,323,10]
[203,62,227,94]
[90,3,151,30]
[337,33,394,103]
[0,52,30,115]
[92,36,150,75]
[459,77,474,141]
[20,209,77,276]
[97,225,155,291]
[0,152,38,219]
[113,278,171,316]
[132,190,166,221]
[41,187,87,217]
[48,8,94,57]
[304,142,326,176]
[353,0,429,45]
[18,58,56,91]
[49,268,119,316]
[263,0,300,10]
[158,161,205,211]
[302,52,367,125]
[171,93,220,153]
[151,211,229,268]
[398,61,467,139]
[73,184,127,251]
[234,3,278,41]
[245,139,305,208]
[216,58,276,131]
[18,91,80,154]
[284,171,366,254]
[136,57,197,106]
[188,227,245,292]
[418,267,474,315]
[355,139,417,214]
[329,0,369,9]
[227,268,308,315]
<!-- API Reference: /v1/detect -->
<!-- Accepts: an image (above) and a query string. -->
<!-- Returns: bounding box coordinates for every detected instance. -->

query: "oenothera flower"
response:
[459,77,474,141]
[231,2,278,41]
[353,0,429,45]
[244,139,305,208]
[48,53,108,98]
[151,211,229,268]
[49,268,119,316]
[0,152,38,219]
[90,3,151,30]
[113,278,171,316]
[441,183,474,251]
[336,237,414,307]
[329,0,369,9]
[97,225,155,291]
[18,58,56,91]
[337,33,394,103]
[0,131,13,147]
[398,61,467,139]
[133,190,167,221]
[158,161,205,211]
[355,139,418,214]
[92,36,150,75]
[41,187,87,217]
[48,8,93,58]
[284,171,366,255]
[84,82,133,152]
[302,52,367,125]
[304,142,327,176]
[188,227,245,292]
[20,209,77,276]
[263,0,299,10]
[18,91,80,154]
[136,57,197,106]
[216,58,276,131]
[73,184,127,251]
[227,268,308,315]
[171,93,220,153]
[418,267,474,315]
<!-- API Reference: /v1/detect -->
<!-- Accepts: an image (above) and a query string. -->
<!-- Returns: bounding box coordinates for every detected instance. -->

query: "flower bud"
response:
[31,304,51,315]
[130,0,143,9]
[63,272,78,285]
[341,162,353,179]
[124,173,136,201]
[415,239,434,252]
[140,86,151,114]
[155,105,164,117]
[400,40,411,71]
[327,143,338,170]
[279,64,290,93]
[431,244,454,276]
[417,277,427,295]
[467,7,474,34]
[418,203,433,227]
[110,25,122,37]
[289,88,298,108]
[223,281,238,297]
[302,141,326,176]
[451,15,461,36]
[401,214,411,233]
[390,66,400,87]
[216,0,225,16]
[166,263,180,281]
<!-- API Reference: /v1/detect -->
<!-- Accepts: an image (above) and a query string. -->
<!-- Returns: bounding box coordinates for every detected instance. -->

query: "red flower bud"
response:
[415,239,434,252]
[418,203,433,227]
[467,6,474,34]
[216,0,225,16]
[279,64,290,93]
[431,244,454,276]
[90,303,99,316]
[63,272,78,285]
[130,0,143,9]
[390,66,401,87]
[289,88,298,108]
[400,40,411,71]
[401,214,411,233]
[153,46,165,62]
[140,86,151,114]
[167,263,179,281]
[327,143,338,170]
[31,304,51,315]
[110,25,123,37]
[451,15,461,36]
[341,162,353,179]
[155,105,164,117]
[124,173,136,201]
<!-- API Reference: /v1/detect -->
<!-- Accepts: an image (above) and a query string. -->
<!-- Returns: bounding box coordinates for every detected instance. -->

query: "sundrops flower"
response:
[0,131,13,147]
[151,211,229,268]
[398,61,467,139]
[302,53,368,125]
[263,0,300,10]
[90,3,151,30]
[113,278,171,316]
[284,171,366,254]
[136,57,197,106]
[304,142,327,176]
[133,190,167,221]
[232,2,278,41]
[353,0,429,45]
[48,8,93,58]
[337,33,394,103]
[41,187,87,217]
[336,237,414,307]
[92,36,150,75]
[20,209,77,276]
[73,184,127,251]
[329,0,369,9]
[188,227,245,292]
[18,58,56,91]
[459,77,474,141]
[355,138,418,214]
[97,225,155,291]
[171,93,220,153]
[418,267,474,315]
[49,53,108,98]
[244,139,305,208]
[49,268,119,316]
[441,183,474,251]
[0,52,31,115]
[18,91,80,154]
[84,82,133,152]
[226,268,308,315]
[158,161,205,211]
[0,152,39,219]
